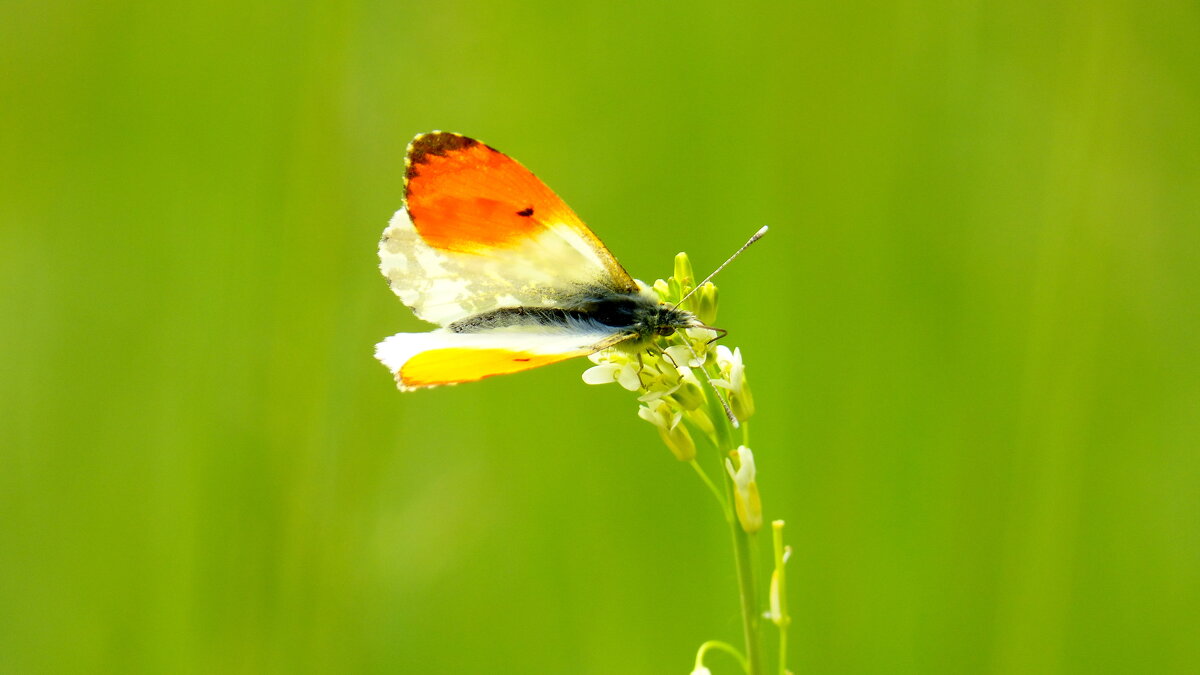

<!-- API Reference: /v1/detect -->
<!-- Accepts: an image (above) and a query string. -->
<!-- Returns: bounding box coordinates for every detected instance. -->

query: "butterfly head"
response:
[642,303,695,338]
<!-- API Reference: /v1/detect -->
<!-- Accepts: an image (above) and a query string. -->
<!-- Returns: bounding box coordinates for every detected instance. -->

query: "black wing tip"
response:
[405,132,472,180]
[408,131,477,161]
[404,131,505,183]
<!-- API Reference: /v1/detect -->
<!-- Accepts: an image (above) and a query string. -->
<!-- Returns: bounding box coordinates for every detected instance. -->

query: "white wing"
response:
[379,207,629,325]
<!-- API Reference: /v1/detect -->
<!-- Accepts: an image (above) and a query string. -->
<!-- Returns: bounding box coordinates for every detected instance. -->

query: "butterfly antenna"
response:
[683,340,740,429]
[673,225,769,310]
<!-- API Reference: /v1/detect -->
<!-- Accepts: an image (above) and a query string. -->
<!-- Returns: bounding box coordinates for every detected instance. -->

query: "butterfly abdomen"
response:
[447,307,590,332]
[447,289,694,348]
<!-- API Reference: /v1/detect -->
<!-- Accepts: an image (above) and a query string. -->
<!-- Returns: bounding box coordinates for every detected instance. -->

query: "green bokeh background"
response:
[3,1,1198,673]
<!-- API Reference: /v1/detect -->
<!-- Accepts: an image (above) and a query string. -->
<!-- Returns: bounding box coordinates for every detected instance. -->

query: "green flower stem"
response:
[689,459,726,508]
[709,393,764,674]
[772,521,791,675]
[728,491,764,675]
[695,355,765,674]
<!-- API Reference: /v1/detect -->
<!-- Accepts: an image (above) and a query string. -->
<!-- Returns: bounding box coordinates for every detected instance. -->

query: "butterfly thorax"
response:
[584,290,696,346]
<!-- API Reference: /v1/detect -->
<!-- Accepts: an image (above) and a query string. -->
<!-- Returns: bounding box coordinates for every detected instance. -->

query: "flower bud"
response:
[652,278,671,302]
[659,421,696,462]
[725,446,762,533]
[694,281,719,326]
[769,567,784,625]
[638,400,696,461]
[673,251,695,290]
[729,383,754,422]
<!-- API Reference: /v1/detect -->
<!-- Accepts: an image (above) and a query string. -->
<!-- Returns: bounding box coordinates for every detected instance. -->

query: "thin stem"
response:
[694,639,749,673]
[777,613,788,675]
[703,357,764,675]
[690,459,726,508]
[729,502,764,675]
[772,521,791,675]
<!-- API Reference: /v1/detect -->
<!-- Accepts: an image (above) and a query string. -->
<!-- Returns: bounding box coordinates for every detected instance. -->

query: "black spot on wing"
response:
[516,207,534,217]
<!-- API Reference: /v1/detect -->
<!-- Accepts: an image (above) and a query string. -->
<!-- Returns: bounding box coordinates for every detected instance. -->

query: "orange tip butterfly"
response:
[377,131,733,391]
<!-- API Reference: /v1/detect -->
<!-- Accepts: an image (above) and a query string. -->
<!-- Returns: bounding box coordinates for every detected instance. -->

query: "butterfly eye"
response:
[656,326,676,337]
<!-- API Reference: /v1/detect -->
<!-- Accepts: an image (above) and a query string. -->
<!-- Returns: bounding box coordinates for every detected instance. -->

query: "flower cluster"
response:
[581,253,756,465]
[582,250,786,675]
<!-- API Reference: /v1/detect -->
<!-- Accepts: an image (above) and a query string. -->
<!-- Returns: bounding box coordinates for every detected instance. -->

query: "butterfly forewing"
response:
[380,132,637,326]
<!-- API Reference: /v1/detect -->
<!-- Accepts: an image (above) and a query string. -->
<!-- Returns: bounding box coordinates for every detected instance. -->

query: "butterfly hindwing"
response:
[375,329,632,391]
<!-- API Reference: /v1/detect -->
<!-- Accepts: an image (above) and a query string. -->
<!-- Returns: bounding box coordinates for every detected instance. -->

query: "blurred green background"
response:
[2,1,1198,673]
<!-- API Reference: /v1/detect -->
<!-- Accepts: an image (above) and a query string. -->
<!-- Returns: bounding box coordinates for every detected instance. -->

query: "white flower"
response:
[663,344,699,369]
[715,345,744,389]
[726,445,755,490]
[581,352,643,391]
[715,346,754,421]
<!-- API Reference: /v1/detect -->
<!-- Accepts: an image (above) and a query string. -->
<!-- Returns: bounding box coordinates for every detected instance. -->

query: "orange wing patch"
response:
[405,133,578,253]
[403,133,630,293]
[398,347,585,389]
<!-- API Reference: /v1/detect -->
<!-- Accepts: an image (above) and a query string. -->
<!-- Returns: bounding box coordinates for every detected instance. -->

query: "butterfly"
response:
[375,131,699,391]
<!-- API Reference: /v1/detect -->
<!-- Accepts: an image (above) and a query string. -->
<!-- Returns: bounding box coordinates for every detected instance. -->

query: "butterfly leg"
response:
[635,350,650,388]
[660,348,679,369]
